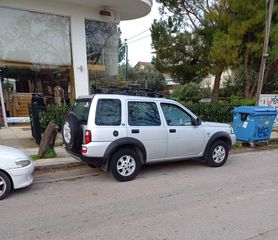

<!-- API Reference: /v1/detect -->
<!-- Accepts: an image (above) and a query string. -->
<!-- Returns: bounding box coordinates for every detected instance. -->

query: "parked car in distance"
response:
[0,145,34,200]
[62,94,236,182]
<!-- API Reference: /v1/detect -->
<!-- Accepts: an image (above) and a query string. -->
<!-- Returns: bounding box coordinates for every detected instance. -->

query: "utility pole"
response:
[256,0,274,106]
[125,39,128,81]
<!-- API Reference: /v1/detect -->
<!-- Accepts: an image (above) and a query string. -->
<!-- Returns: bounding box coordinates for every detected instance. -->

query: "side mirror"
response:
[193,117,201,126]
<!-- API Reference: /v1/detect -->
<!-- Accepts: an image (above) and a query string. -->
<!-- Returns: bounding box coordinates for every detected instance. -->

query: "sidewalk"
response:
[0,125,278,171]
[0,126,83,170]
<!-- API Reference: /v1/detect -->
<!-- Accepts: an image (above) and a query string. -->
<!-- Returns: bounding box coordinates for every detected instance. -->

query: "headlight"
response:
[15,160,31,168]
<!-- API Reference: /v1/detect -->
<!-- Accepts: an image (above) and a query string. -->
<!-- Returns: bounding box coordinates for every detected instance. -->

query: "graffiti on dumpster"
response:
[253,126,270,138]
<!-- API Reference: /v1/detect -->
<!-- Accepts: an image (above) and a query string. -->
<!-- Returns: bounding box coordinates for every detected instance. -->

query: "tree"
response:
[152,0,278,100]
[152,0,237,101]
[118,63,166,90]
[151,17,208,85]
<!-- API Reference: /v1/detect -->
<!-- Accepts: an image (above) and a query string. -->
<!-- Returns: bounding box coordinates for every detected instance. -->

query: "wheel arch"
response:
[103,138,147,171]
[204,132,232,158]
[0,169,14,190]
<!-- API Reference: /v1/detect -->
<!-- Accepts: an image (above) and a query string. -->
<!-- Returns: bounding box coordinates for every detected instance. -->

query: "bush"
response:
[184,97,255,123]
[40,103,71,132]
[31,148,57,160]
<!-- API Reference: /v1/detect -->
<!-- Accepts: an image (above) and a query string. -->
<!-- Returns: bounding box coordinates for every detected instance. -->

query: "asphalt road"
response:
[1,149,278,240]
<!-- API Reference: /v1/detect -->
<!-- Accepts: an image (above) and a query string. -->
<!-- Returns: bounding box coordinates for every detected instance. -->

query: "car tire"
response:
[62,112,82,152]
[0,171,12,200]
[205,140,229,167]
[109,148,141,182]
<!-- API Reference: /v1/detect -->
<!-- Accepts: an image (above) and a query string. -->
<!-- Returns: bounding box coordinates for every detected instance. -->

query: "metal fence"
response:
[184,102,236,123]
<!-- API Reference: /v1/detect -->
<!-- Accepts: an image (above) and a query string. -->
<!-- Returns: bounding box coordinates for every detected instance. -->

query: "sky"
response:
[119,1,160,66]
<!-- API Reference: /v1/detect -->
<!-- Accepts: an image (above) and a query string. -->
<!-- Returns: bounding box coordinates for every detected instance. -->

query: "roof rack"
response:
[106,87,169,98]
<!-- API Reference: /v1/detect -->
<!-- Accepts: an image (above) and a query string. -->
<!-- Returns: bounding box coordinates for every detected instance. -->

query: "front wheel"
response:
[0,171,12,200]
[205,140,229,167]
[109,148,141,182]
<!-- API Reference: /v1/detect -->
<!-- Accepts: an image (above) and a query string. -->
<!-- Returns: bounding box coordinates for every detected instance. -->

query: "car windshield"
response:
[72,99,92,124]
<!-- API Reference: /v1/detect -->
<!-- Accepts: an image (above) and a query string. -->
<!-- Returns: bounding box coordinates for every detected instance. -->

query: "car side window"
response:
[128,101,161,126]
[95,99,121,126]
[161,103,192,126]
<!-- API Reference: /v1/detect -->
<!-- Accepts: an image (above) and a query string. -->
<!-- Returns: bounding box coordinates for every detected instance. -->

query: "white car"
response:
[0,145,34,200]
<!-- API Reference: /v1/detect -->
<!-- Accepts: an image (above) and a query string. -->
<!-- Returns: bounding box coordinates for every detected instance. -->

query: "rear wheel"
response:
[0,171,12,200]
[205,140,229,167]
[109,148,141,182]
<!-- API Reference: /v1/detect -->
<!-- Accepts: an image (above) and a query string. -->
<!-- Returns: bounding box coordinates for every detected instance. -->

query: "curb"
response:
[34,158,85,171]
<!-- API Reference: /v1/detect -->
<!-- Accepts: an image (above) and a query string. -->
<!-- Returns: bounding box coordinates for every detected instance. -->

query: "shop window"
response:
[85,20,118,93]
[0,7,73,118]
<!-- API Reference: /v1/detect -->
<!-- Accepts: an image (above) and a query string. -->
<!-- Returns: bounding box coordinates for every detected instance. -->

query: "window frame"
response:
[127,101,161,126]
[160,102,193,126]
[95,98,122,126]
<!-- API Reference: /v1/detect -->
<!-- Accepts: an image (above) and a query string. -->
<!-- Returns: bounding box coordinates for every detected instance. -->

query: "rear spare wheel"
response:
[62,112,82,152]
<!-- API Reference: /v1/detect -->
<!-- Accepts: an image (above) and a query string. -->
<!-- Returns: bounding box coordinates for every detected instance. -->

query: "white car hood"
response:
[202,121,231,128]
[0,145,30,169]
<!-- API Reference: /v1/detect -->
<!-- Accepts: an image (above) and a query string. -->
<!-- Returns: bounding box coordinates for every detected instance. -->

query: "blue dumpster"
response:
[232,106,277,144]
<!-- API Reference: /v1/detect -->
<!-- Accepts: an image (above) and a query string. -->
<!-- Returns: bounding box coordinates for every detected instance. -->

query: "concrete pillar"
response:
[70,14,89,97]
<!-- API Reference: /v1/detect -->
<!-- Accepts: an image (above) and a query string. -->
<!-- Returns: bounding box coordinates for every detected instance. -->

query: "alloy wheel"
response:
[117,155,136,177]
[212,145,226,163]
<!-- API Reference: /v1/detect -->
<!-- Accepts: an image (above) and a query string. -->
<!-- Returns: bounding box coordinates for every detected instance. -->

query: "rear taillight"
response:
[85,130,91,144]
[82,146,87,154]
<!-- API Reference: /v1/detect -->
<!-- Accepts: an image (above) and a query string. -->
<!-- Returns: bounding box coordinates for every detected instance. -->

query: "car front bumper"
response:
[7,162,35,189]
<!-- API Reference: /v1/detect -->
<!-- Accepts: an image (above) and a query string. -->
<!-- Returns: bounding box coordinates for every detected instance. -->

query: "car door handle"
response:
[169,129,176,133]
[131,129,140,134]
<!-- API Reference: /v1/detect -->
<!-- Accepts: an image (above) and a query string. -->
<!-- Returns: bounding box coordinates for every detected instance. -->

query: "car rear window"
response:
[72,99,92,124]
[95,99,121,126]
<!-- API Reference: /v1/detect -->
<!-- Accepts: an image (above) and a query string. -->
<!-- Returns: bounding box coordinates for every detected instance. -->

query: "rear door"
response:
[126,100,167,161]
[89,98,127,142]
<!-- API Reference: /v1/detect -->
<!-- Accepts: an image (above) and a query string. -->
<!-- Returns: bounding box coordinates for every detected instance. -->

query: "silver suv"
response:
[62,94,236,181]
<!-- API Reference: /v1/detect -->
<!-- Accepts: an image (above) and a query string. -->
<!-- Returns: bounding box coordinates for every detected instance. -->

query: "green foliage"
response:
[172,83,211,102]
[40,103,71,132]
[184,97,255,123]
[31,148,57,160]
[233,141,242,149]
[153,0,278,99]
[118,63,166,90]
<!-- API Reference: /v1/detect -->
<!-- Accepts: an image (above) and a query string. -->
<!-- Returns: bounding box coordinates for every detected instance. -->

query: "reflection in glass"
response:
[85,20,118,93]
[0,7,73,118]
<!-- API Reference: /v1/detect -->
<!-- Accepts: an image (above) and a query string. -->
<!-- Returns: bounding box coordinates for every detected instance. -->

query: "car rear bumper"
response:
[65,148,105,168]
[8,163,35,189]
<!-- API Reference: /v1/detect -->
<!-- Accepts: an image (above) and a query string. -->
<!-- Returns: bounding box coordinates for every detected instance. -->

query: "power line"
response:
[126,28,150,41]
[127,34,151,44]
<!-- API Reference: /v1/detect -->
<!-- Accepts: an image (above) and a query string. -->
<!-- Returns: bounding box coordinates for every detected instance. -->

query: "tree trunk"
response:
[38,122,59,158]
[244,48,251,99]
[211,71,222,102]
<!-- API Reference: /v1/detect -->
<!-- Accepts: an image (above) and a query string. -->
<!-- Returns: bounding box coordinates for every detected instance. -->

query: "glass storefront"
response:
[0,7,73,118]
[85,19,119,93]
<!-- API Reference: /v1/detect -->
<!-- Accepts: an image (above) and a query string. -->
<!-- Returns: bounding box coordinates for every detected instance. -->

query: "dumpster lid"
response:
[233,106,277,114]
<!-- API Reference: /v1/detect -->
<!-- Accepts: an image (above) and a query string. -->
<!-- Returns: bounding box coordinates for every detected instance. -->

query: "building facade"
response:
[0,0,152,123]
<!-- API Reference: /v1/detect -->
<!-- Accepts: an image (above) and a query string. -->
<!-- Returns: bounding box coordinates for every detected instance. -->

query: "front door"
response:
[161,103,206,158]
